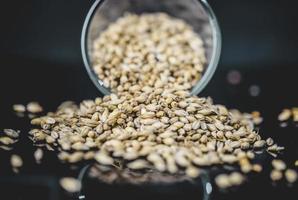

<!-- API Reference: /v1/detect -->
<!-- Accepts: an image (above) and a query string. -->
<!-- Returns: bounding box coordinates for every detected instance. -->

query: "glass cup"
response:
[81,0,221,95]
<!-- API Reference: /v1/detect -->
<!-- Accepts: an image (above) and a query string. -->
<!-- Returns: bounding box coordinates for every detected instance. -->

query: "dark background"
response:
[0,0,297,200]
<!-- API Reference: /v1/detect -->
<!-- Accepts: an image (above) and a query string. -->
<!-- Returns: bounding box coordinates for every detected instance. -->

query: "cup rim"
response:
[190,0,222,95]
[81,0,222,96]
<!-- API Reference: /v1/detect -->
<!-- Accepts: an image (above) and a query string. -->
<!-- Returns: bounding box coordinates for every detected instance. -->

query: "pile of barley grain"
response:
[29,88,281,180]
[25,12,297,189]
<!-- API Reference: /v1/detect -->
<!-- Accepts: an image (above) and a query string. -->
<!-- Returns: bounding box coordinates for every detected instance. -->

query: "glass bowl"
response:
[81,0,221,95]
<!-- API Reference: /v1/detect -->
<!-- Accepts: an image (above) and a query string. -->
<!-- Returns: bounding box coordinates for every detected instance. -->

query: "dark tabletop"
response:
[0,55,297,200]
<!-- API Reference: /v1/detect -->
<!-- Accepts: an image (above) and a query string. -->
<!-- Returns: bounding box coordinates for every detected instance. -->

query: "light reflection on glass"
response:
[206,182,212,194]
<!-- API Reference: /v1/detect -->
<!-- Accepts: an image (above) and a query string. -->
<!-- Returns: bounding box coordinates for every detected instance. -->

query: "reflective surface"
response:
[0,55,297,200]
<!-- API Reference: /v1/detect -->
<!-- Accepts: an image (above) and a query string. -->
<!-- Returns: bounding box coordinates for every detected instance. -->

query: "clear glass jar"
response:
[81,0,221,95]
